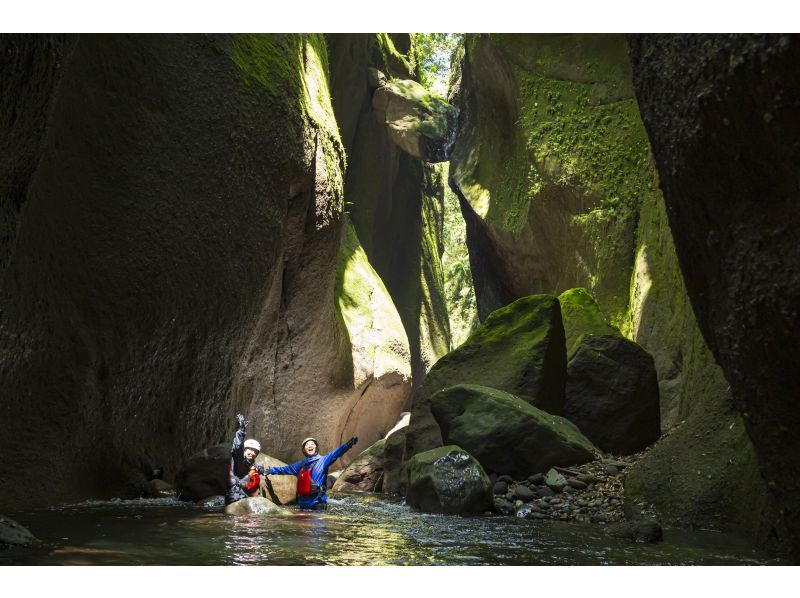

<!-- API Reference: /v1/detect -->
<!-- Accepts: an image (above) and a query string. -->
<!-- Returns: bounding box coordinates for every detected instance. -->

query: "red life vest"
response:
[245,468,260,494]
[297,463,313,496]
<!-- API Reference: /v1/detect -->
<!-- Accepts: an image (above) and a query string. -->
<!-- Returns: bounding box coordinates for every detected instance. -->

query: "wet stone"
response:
[528,473,545,486]
[514,485,537,502]
[493,481,508,495]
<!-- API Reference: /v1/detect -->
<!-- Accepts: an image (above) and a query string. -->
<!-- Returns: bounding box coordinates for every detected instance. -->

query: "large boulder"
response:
[382,426,408,495]
[0,515,39,547]
[332,439,386,493]
[372,77,459,162]
[176,444,297,505]
[403,294,566,463]
[560,287,660,455]
[430,384,597,478]
[405,446,492,515]
[565,334,660,455]
[628,34,797,557]
[558,288,621,359]
[224,497,284,516]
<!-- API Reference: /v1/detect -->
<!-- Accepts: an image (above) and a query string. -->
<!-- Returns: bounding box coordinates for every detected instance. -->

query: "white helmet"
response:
[244,439,261,452]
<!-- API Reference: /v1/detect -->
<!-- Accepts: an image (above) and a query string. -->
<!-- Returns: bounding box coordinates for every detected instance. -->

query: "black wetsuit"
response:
[225,420,257,505]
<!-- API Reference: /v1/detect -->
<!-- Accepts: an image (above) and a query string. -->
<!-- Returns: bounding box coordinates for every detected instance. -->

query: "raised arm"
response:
[323,437,358,468]
[268,460,304,477]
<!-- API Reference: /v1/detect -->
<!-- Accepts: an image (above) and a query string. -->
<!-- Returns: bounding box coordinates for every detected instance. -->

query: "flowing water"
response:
[0,494,782,565]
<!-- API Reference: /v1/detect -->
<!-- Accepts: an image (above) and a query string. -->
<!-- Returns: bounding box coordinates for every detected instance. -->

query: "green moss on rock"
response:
[403,294,566,462]
[558,287,621,358]
[431,384,597,478]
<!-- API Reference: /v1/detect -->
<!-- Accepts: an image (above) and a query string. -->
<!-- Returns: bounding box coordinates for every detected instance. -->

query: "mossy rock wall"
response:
[0,34,370,506]
[327,34,451,390]
[449,33,773,546]
[449,34,647,329]
[629,34,798,558]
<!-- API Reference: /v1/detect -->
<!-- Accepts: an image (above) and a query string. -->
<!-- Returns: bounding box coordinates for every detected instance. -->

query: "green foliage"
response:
[413,33,464,98]
[441,163,478,349]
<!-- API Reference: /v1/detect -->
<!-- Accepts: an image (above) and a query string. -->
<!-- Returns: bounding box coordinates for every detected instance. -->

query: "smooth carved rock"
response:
[223,496,284,516]
[372,79,458,162]
[332,439,386,493]
[431,384,596,479]
[405,446,492,515]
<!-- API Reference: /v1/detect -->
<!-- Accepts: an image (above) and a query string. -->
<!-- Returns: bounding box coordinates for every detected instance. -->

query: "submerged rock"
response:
[372,78,458,162]
[431,384,596,479]
[604,519,663,543]
[224,497,284,516]
[145,479,176,498]
[405,446,492,515]
[332,439,386,493]
[1,515,39,547]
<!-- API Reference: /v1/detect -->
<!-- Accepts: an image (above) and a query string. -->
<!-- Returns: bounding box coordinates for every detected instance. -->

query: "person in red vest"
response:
[266,436,358,510]
[225,414,265,505]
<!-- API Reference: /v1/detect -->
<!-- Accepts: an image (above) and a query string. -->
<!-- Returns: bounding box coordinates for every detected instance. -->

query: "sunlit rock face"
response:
[0,34,406,507]
[327,33,451,389]
[372,77,459,162]
[629,34,800,559]
[447,33,774,545]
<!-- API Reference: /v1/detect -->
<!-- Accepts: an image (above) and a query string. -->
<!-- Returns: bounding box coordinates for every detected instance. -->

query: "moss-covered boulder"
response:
[430,384,597,478]
[372,78,459,162]
[332,439,386,493]
[559,288,660,454]
[403,294,566,464]
[382,426,408,495]
[224,496,284,516]
[558,288,621,359]
[565,335,660,454]
[405,445,492,515]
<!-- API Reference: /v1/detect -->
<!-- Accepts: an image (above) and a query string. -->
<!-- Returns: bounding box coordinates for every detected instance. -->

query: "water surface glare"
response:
[0,494,781,565]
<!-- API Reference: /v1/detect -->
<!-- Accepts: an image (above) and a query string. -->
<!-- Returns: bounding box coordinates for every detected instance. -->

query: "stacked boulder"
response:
[559,288,660,454]
[396,289,661,516]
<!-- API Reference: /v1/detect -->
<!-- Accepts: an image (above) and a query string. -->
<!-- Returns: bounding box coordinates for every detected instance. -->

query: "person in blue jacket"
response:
[267,436,358,510]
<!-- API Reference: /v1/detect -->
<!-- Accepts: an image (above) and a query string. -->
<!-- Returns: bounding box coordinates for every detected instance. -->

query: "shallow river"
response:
[1,494,782,565]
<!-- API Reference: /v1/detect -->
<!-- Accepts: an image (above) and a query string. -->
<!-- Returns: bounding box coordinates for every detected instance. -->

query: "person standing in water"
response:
[266,436,358,510]
[225,414,265,505]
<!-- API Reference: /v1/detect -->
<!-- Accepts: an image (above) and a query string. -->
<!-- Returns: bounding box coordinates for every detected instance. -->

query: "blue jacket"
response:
[268,441,353,509]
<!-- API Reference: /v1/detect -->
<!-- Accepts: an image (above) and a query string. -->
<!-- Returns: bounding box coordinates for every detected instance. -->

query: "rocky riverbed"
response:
[490,455,657,534]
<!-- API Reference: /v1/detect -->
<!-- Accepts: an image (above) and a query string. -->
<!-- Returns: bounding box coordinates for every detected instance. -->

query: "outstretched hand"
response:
[347,436,359,448]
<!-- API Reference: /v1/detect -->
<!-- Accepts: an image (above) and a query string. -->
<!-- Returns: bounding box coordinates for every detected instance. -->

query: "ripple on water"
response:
[0,493,784,565]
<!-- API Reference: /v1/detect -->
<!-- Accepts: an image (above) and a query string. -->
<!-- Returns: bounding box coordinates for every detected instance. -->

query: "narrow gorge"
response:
[1,33,797,565]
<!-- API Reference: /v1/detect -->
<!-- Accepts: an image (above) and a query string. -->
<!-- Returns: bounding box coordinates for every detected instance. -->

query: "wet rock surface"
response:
[491,457,638,526]
[431,384,597,478]
[223,496,284,516]
[406,446,492,515]
[0,514,39,547]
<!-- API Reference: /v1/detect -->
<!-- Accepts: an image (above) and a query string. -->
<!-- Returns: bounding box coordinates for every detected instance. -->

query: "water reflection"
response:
[0,493,783,566]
